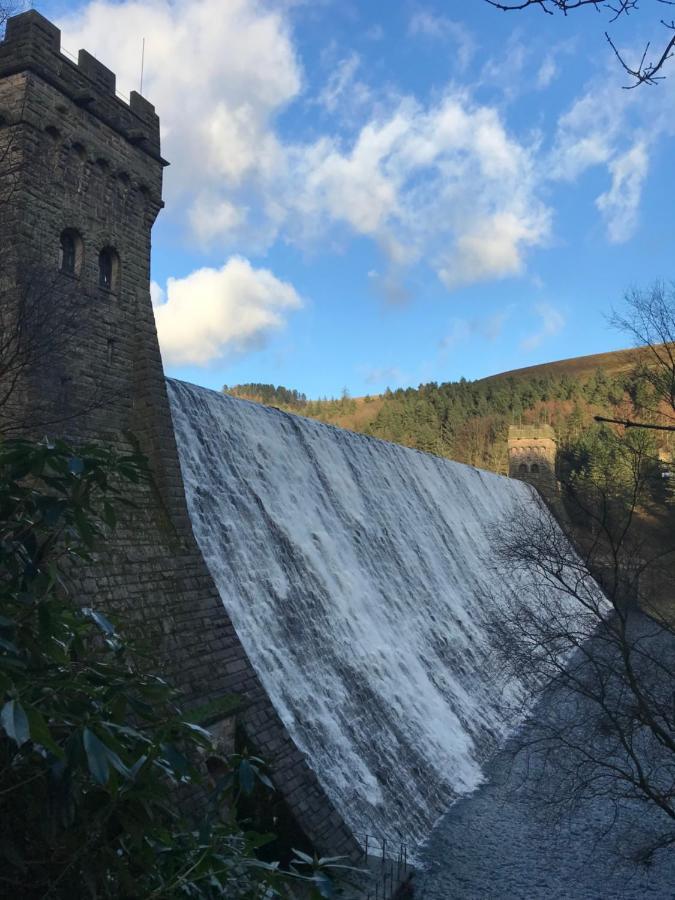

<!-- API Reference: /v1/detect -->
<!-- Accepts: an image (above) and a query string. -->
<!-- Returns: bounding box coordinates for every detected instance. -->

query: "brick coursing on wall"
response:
[0,10,360,859]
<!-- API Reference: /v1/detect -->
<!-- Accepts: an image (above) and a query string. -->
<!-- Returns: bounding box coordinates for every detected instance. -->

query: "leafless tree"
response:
[0,2,22,31]
[595,282,675,432]
[484,430,675,863]
[485,0,675,87]
[454,416,506,471]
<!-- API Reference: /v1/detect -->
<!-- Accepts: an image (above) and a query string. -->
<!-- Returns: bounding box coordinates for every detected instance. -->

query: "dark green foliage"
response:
[560,424,662,516]
[224,383,308,409]
[224,367,658,474]
[0,439,350,898]
[223,385,357,421]
[363,370,637,467]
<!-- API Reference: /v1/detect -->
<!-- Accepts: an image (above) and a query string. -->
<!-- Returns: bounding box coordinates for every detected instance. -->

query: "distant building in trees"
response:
[508,425,557,493]
[658,448,675,505]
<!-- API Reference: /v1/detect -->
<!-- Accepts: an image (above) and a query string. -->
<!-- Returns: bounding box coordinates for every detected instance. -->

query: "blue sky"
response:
[37,0,675,396]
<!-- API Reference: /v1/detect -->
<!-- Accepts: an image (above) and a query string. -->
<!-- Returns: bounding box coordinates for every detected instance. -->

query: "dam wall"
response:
[168,379,570,848]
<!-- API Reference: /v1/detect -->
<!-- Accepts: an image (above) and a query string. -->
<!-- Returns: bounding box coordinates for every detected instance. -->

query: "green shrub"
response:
[0,439,349,898]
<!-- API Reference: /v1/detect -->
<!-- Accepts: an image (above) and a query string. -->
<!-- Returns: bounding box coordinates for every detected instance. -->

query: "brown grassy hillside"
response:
[479,346,647,384]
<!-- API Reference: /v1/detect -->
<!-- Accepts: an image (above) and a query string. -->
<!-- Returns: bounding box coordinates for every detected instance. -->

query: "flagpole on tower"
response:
[140,37,146,95]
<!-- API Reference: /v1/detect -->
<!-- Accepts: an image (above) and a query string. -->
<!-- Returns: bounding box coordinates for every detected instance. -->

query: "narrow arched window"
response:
[59,229,83,276]
[99,247,119,292]
[530,463,540,474]
[518,463,528,474]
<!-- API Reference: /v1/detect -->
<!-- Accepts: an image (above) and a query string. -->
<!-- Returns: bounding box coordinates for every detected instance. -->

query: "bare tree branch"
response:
[480,427,675,862]
[485,0,675,86]
[595,415,675,431]
[604,284,675,432]
[606,29,675,86]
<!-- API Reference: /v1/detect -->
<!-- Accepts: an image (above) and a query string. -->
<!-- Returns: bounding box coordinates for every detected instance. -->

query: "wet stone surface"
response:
[417,726,674,899]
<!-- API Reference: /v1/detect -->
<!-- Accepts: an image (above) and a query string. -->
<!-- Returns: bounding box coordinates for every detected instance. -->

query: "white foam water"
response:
[167,379,562,847]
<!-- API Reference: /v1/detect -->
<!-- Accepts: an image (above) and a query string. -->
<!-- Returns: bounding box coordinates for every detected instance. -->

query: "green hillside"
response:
[224,345,672,475]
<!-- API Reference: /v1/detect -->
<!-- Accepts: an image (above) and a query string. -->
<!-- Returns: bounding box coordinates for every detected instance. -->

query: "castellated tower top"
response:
[0,10,164,163]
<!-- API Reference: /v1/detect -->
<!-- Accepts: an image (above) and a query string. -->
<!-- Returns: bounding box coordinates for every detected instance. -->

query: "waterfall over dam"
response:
[167,378,558,848]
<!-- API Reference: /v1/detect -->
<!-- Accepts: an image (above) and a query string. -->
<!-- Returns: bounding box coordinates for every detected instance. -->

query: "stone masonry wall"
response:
[0,11,360,859]
[507,425,557,494]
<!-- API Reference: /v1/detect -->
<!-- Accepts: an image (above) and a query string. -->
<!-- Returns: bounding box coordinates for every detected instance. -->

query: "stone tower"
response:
[508,424,557,493]
[0,11,359,859]
[0,11,164,448]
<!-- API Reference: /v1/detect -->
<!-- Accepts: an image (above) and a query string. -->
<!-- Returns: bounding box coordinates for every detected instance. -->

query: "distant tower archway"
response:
[508,425,557,494]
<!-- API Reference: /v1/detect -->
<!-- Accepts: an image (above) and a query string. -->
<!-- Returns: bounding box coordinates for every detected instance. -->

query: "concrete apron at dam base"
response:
[416,751,673,900]
[415,616,675,900]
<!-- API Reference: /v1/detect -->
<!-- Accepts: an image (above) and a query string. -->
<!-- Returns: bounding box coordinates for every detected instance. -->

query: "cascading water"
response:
[167,378,562,848]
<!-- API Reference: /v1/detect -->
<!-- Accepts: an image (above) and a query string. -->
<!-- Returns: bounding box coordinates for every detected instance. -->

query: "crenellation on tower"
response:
[0,11,164,162]
[76,48,116,95]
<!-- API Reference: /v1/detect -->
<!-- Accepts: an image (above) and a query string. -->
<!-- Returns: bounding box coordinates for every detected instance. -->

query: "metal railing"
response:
[61,45,77,64]
[355,833,413,900]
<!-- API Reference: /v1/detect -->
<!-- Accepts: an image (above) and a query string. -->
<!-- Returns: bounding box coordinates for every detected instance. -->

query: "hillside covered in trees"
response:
[223,347,673,477]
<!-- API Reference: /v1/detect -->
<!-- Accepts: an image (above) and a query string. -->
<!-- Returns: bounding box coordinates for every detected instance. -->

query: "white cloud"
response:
[151,257,302,366]
[549,87,629,182]
[365,24,384,42]
[59,0,301,207]
[595,142,648,244]
[439,319,470,351]
[478,33,529,101]
[317,52,369,113]
[408,10,475,69]
[363,366,408,387]
[149,279,164,308]
[59,1,588,297]
[520,302,565,352]
[188,196,246,244]
[290,96,550,292]
[546,70,660,243]
[476,309,511,341]
[408,10,448,39]
[57,0,673,303]
[480,34,577,102]
[440,310,511,351]
[368,270,412,305]
[439,211,548,289]
[536,58,558,89]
